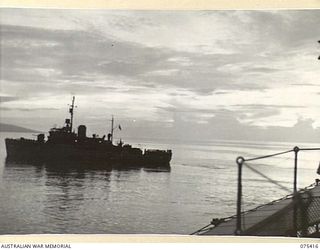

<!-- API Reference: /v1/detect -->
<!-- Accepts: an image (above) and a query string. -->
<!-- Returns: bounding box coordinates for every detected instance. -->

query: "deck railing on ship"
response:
[235,146,320,236]
[191,146,320,237]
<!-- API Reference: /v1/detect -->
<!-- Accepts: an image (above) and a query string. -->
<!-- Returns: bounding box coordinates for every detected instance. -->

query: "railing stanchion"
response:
[293,146,300,194]
[235,156,244,235]
[293,146,300,236]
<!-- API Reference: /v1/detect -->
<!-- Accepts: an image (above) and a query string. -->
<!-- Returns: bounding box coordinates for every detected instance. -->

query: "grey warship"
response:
[5,97,172,168]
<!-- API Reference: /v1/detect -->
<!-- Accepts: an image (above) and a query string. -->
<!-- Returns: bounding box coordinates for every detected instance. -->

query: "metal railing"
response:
[235,146,320,236]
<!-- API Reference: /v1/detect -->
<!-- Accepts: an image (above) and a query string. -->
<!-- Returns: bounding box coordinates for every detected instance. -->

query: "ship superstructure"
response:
[5,97,172,167]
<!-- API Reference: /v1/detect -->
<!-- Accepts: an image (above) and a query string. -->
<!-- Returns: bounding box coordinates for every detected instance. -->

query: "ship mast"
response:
[111,115,114,143]
[69,96,75,133]
[110,115,122,143]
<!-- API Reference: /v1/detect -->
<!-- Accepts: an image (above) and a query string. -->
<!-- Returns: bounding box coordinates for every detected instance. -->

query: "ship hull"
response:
[5,138,171,168]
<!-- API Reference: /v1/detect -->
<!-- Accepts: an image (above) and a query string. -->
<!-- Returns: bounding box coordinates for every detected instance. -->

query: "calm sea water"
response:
[0,132,319,234]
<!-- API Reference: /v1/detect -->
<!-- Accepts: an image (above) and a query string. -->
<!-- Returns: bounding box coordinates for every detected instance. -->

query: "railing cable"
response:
[243,162,292,193]
[244,149,293,162]
[299,147,320,151]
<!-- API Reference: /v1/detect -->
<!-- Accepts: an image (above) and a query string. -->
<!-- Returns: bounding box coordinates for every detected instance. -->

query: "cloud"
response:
[0,95,21,103]
[0,107,59,111]
[1,24,171,96]
[233,104,306,109]
[1,22,270,100]
[290,83,319,87]
[169,110,320,142]
[213,91,229,95]
[0,9,319,140]
[248,67,280,73]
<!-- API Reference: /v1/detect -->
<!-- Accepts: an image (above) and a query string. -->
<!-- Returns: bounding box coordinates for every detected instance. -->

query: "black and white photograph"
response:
[0,8,319,237]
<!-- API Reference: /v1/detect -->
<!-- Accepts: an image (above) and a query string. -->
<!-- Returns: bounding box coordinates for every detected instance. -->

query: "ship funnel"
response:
[78,125,87,138]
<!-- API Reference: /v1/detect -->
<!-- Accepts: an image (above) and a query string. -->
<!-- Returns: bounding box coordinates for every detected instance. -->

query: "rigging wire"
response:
[244,149,293,162]
[243,162,292,193]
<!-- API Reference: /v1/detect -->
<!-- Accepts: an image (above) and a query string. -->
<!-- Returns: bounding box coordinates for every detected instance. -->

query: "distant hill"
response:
[0,123,41,133]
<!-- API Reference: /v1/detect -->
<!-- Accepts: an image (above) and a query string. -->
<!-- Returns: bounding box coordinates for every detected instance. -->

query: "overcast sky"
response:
[0,9,319,142]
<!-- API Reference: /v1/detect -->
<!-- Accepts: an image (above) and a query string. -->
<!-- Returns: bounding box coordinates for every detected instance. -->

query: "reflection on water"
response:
[1,158,172,234]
